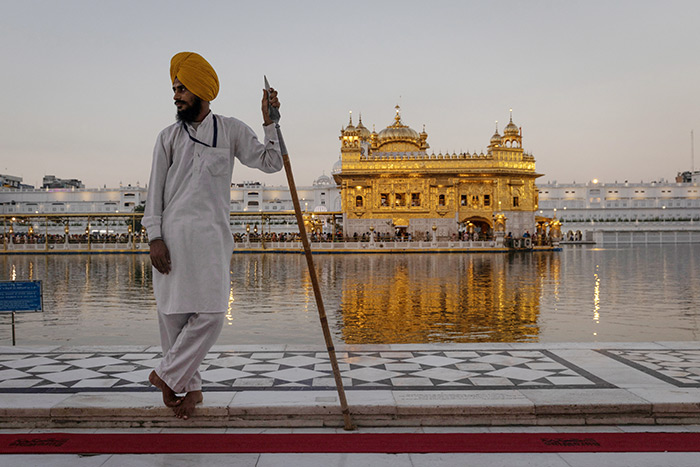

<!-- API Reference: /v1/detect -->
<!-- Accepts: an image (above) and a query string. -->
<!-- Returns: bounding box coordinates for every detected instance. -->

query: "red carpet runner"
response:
[2,432,700,454]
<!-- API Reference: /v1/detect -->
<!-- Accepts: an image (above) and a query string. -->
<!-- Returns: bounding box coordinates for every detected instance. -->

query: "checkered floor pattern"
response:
[0,349,612,392]
[600,349,700,387]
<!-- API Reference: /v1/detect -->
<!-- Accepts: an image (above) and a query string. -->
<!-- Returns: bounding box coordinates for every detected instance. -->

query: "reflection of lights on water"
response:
[593,265,600,323]
[11,265,16,281]
[227,282,235,325]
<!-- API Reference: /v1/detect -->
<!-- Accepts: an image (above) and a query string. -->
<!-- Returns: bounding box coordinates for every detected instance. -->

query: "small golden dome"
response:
[504,122,518,136]
[490,120,502,144]
[356,115,371,140]
[344,111,356,132]
[503,111,519,136]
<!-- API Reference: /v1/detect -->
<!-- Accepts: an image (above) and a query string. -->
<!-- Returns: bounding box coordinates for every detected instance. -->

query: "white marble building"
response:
[4,172,700,243]
[0,175,341,217]
[537,174,700,243]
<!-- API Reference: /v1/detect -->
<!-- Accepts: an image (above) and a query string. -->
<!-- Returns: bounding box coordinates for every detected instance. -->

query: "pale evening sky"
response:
[1,0,698,189]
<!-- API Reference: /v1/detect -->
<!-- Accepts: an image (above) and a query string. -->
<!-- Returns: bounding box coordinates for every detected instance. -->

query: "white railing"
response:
[232,240,501,251]
[2,241,149,252]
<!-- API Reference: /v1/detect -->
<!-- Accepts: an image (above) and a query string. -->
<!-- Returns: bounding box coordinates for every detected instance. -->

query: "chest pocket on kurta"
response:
[202,148,230,176]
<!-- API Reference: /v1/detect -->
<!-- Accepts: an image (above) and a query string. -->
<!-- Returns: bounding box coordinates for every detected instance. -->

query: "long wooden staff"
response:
[266,77,355,431]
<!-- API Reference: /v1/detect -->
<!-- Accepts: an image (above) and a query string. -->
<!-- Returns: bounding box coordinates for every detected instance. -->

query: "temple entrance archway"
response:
[460,216,492,240]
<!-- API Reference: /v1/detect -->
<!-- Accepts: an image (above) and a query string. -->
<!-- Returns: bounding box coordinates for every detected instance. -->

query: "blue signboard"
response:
[0,281,43,313]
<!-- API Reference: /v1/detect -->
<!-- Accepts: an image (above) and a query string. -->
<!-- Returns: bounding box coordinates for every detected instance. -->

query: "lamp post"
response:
[85,217,91,250]
[431,224,437,242]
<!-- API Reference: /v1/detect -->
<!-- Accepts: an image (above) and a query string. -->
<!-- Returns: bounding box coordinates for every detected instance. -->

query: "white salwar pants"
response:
[155,312,224,394]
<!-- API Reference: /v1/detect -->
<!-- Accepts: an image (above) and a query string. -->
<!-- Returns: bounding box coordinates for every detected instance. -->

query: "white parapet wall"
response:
[592,229,700,245]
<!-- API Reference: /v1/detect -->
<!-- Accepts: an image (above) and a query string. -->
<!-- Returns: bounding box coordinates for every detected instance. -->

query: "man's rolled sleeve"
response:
[142,133,169,242]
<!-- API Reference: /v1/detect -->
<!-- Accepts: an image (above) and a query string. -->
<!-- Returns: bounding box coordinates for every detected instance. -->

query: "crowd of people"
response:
[504,231,554,248]
[234,229,495,243]
[3,229,554,247]
[2,232,139,244]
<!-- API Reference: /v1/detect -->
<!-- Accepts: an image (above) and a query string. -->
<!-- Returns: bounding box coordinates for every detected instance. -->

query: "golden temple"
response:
[332,107,543,240]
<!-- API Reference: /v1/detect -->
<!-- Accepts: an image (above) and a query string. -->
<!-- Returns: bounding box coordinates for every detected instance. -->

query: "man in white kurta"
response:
[142,52,282,419]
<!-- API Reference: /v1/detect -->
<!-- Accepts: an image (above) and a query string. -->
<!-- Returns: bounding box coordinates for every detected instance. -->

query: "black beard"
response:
[175,96,203,123]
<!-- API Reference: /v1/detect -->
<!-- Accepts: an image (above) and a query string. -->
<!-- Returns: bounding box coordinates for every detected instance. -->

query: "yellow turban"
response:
[170,52,219,102]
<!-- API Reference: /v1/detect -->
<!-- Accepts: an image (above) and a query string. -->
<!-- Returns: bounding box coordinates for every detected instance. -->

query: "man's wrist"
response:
[148,238,163,246]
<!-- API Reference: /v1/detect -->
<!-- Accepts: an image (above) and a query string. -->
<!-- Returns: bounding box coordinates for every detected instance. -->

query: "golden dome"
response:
[503,111,519,136]
[504,122,518,136]
[356,115,371,140]
[377,105,420,143]
[344,111,356,132]
[490,122,502,145]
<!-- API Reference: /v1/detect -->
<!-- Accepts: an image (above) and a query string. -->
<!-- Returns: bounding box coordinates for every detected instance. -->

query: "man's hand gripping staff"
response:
[263,76,287,156]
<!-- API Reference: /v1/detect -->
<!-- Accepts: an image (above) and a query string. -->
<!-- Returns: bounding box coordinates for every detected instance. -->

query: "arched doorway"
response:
[392,218,409,240]
[460,216,492,241]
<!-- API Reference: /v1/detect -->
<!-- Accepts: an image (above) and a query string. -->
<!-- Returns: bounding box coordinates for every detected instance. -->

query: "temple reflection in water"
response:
[333,253,560,343]
[3,247,700,345]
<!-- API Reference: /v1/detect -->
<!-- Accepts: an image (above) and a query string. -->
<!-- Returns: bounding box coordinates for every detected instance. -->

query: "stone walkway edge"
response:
[1,342,700,428]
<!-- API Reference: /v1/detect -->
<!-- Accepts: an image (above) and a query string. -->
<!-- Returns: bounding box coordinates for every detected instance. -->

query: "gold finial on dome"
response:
[344,110,356,133]
[394,105,402,125]
[489,120,502,148]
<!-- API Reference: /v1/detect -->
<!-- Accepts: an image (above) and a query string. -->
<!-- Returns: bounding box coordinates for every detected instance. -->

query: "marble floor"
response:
[0,347,614,392]
[3,342,700,466]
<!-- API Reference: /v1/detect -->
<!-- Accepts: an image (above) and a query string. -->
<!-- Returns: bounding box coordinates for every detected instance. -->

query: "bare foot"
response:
[149,370,182,407]
[174,390,203,420]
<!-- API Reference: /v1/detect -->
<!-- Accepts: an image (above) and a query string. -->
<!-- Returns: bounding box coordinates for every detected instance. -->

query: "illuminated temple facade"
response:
[332,107,542,239]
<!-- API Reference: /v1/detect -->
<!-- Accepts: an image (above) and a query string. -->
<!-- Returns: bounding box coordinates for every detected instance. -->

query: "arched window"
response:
[439,194,446,206]
[355,196,363,208]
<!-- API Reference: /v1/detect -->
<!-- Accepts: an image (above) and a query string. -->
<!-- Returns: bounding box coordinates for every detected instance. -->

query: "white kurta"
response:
[143,112,282,314]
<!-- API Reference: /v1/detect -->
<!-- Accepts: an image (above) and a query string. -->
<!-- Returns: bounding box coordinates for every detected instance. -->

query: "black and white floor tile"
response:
[600,349,700,387]
[0,349,612,393]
